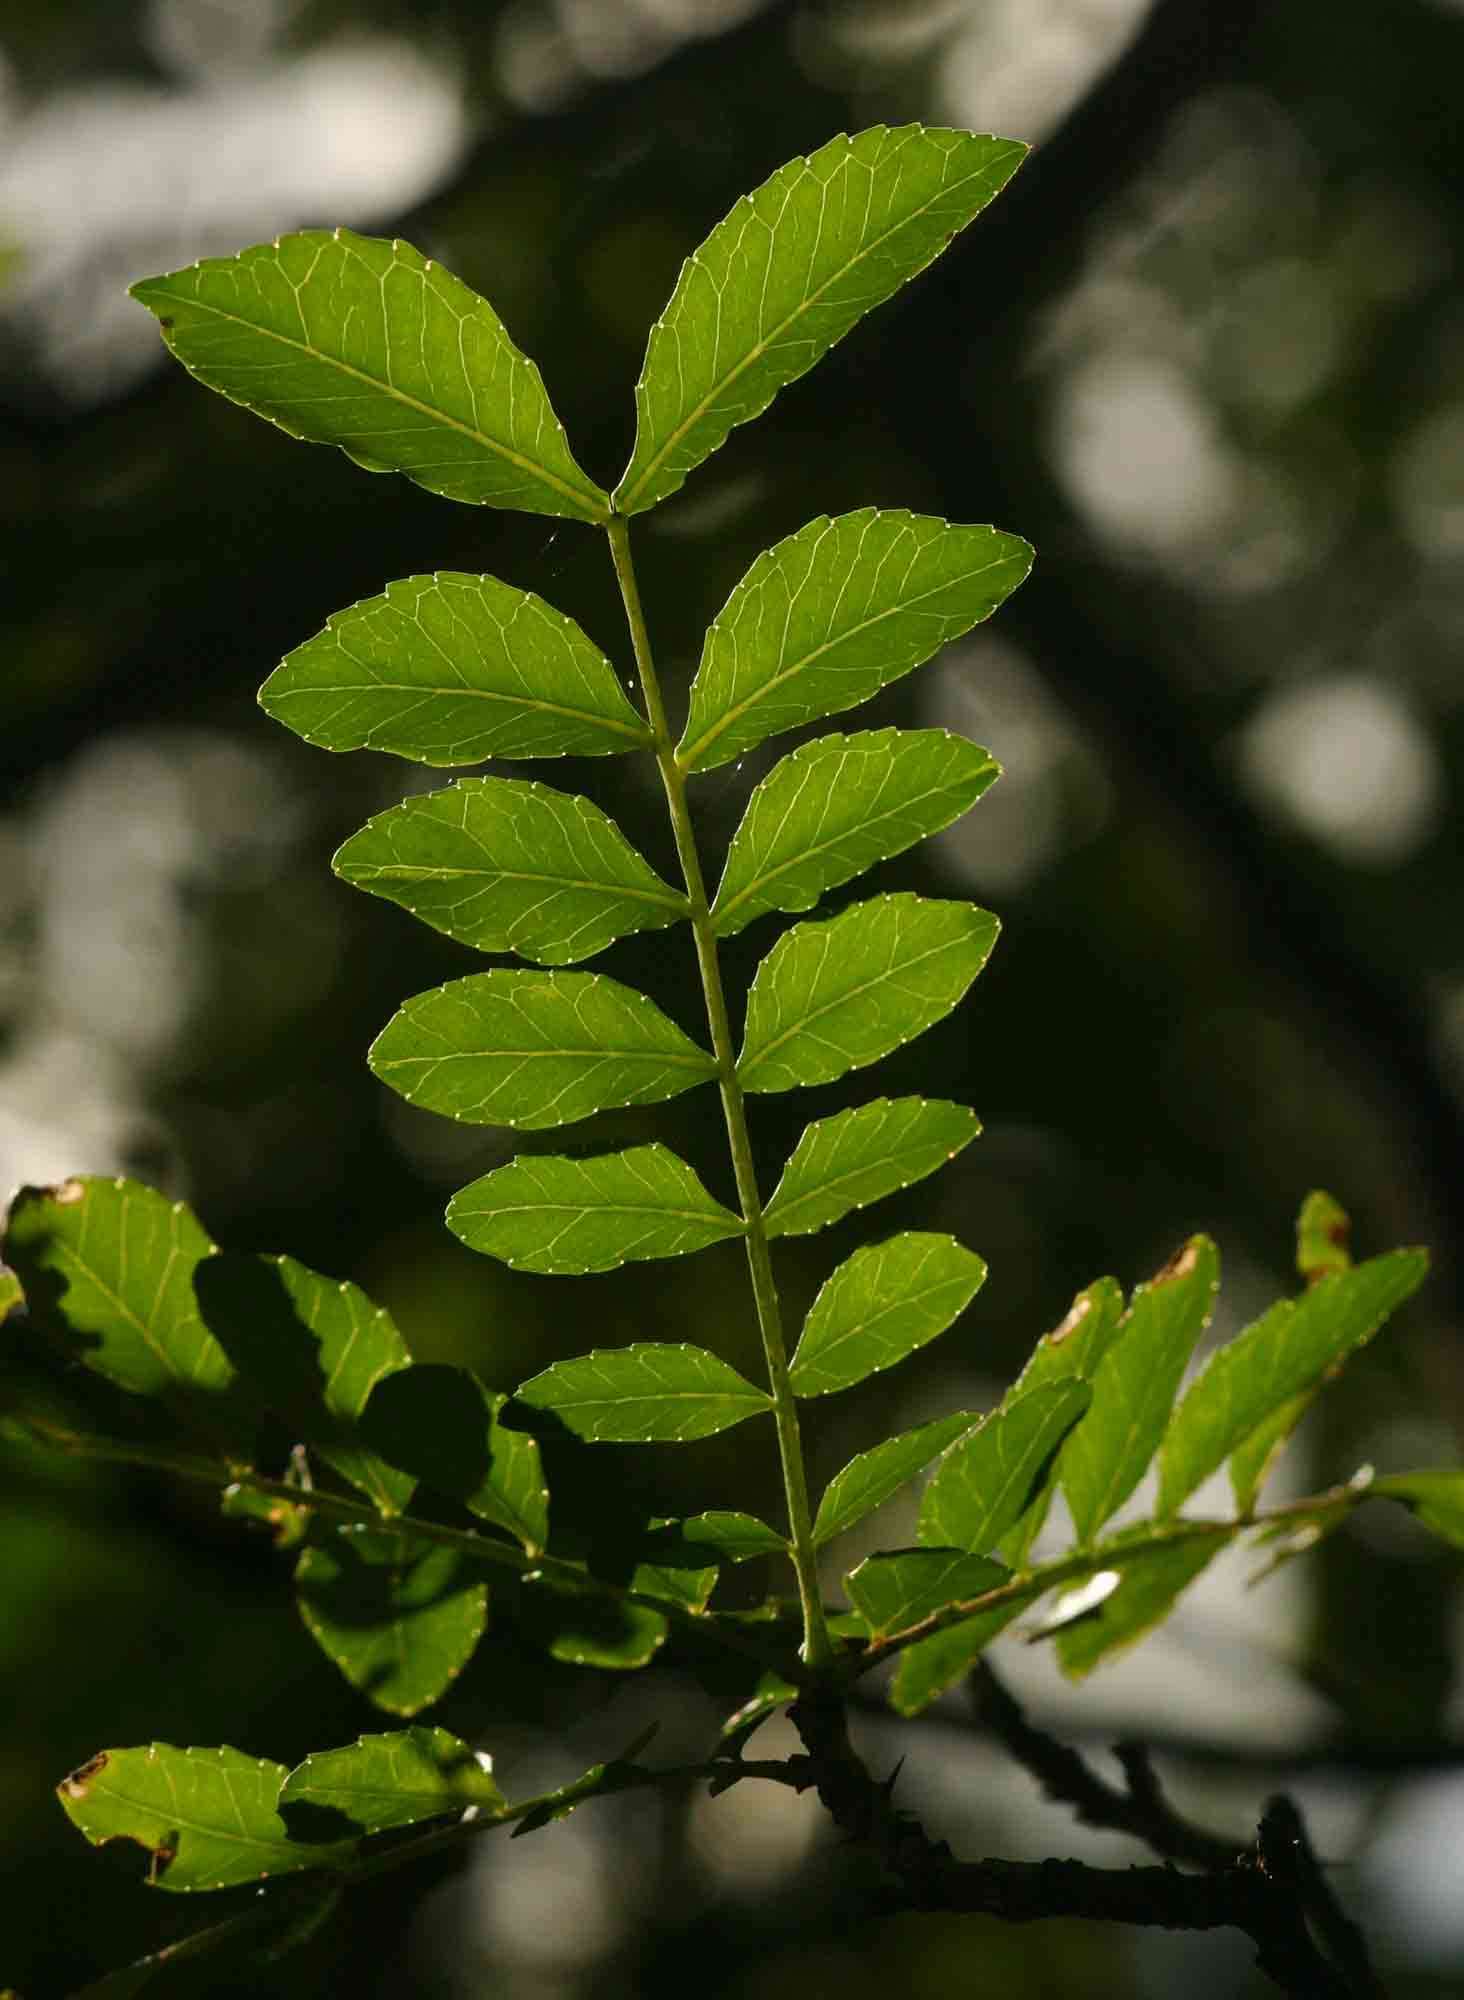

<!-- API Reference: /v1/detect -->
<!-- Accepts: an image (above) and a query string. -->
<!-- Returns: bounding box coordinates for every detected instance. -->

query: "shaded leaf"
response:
[448,1144,743,1275]
[132,230,608,520]
[789,1232,986,1398]
[295,1532,488,1717]
[616,127,1027,515]
[57,1743,352,1892]
[680,1511,788,1562]
[1060,1237,1219,1545]
[514,1343,771,1442]
[261,573,648,766]
[370,970,715,1130]
[682,515,1030,771]
[63,1887,340,1997]
[764,1096,980,1240]
[1053,1525,1230,1678]
[279,1727,503,1838]
[519,1574,668,1670]
[1297,1189,1352,1285]
[1000,1278,1126,1564]
[845,1548,1008,1639]
[1228,1385,1312,1518]
[739,895,998,1095]
[510,1741,663,1836]
[333,777,684,963]
[360,1364,548,1552]
[812,1409,981,1546]
[1372,1469,1464,1551]
[888,1594,1035,1715]
[629,1521,721,1612]
[0,1265,21,1317]
[921,1381,1092,1553]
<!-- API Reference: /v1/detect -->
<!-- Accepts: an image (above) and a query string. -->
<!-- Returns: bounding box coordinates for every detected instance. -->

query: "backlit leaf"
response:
[1000,1278,1126,1564]
[788,1232,986,1398]
[1373,1469,1464,1551]
[1227,1384,1311,1518]
[279,1727,504,1838]
[132,230,609,520]
[360,1365,548,1553]
[333,778,684,964]
[812,1409,980,1546]
[1160,1250,1427,1516]
[738,895,998,1094]
[261,574,648,766]
[680,1511,788,1561]
[1053,1525,1230,1678]
[295,1532,488,1717]
[845,1548,1007,1639]
[920,1381,1092,1553]
[1060,1237,1219,1545]
[681,514,1030,771]
[763,1096,980,1240]
[448,1144,743,1275]
[57,1743,352,1892]
[888,1595,1036,1715]
[616,127,1026,515]
[628,1521,721,1612]
[514,1343,771,1442]
[370,971,715,1130]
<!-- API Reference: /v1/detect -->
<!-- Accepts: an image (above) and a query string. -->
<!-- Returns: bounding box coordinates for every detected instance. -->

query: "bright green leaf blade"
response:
[448,1143,744,1275]
[846,1548,1008,1639]
[520,1575,668,1669]
[812,1409,980,1546]
[1297,1188,1352,1284]
[4,1177,232,1403]
[370,971,715,1131]
[1060,1237,1220,1545]
[279,1727,504,1838]
[194,1252,412,1514]
[0,1264,21,1317]
[789,1231,986,1398]
[1228,1384,1311,1518]
[260,573,648,766]
[57,1743,353,1892]
[360,1364,548,1553]
[888,1594,1036,1715]
[131,230,609,521]
[681,514,1030,772]
[1160,1250,1427,1518]
[333,777,685,964]
[616,126,1027,515]
[920,1381,1092,1554]
[739,895,998,1095]
[712,728,998,935]
[295,1532,488,1717]
[1000,1278,1126,1565]
[763,1096,980,1240]
[514,1342,771,1442]
[680,1511,788,1561]
[1373,1469,1464,1550]
[1053,1525,1230,1679]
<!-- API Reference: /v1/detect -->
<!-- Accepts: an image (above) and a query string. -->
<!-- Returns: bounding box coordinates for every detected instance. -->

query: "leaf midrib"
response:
[273,677,649,744]
[344,860,684,910]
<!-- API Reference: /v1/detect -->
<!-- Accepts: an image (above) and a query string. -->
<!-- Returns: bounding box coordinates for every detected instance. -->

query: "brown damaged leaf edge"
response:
[53,1179,87,1205]
[1149,1240,1200,1286]
[60,1751,109,1798]
[1048,1295,1092,1345]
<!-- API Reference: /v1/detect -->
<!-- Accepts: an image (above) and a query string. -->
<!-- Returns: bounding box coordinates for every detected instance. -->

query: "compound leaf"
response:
[713,728,998,935]
[360,1364,548,1553]
[261,574,647,766]
[680,1511,788,1561]
[1060,1237,1219,1546]
[681,514,1030,771]
[846,1548,1008,1639]
[57,1743,352,1892]
[920,1381,1092,1554]
[738,895,998,1095]
[1053,1525,1230,1679]
[295,1532,488,1717]
[448,1144,743,1275]
[370,971,715,1130]
[764,1096,980,1240]
[616,126,1027,515]
[334,779,685,965]
[514,1343,770,1443]
[788,1231,986,1398]
[279,1727,504,1838]
[813,1409,980,1546]
[132,230,608,521]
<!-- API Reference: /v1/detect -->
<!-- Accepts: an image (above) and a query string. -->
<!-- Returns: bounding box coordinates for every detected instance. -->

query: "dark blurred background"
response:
[2,1,1462,1994]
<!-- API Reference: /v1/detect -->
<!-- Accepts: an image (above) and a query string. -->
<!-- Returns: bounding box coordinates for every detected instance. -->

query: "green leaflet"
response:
[514,1342,771,1443]
[680,1511,788,1561]
[615,126,1027,515]
[813,1409,981,1546]
[0,1265,21,1317]
[370,970,715,1130]
[519,1575,669,1670]
[1297,1188,1352,1284]
[279,1727,504,1838]
[788,1232,987,1399]
[261,574,648,766]
[763,1096,980,1240]
[448,1144,744,1275]
[920,1381,1092,1554]
[680,514,1030,772]
[1000,1278,1127,1565]
[1159,1250,1428,1517]
[1228,1385,1312,1518]
[132,230,609,520]
[194,1252,412,1515]
[57,1743,353,1892]
[295,1532,488,1717]
[888,1595,1036,1715]
[713,728,998,936]
[1373,1469,1464,1551]
[1053,1526,1231,1679]
[846,1548,1008,1639]
[3,1177,234,1405]
[1060,1236,1219,1546]
[334,778,685,964]
[739,894,998,1095]
[359,1364,549,1553]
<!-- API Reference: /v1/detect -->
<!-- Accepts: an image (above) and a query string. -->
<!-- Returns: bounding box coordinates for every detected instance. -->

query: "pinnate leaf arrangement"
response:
[1,127,1451,1996]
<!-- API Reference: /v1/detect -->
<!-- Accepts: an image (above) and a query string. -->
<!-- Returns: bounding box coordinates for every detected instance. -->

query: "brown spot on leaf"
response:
[1151,1240,1199,1286]
[1049,1295,1092,1345]
[52,1180,87,1206]
[60,1751,109,1798]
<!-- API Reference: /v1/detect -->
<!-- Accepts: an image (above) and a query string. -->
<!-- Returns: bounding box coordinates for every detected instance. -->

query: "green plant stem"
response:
[605,512,834,1674]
